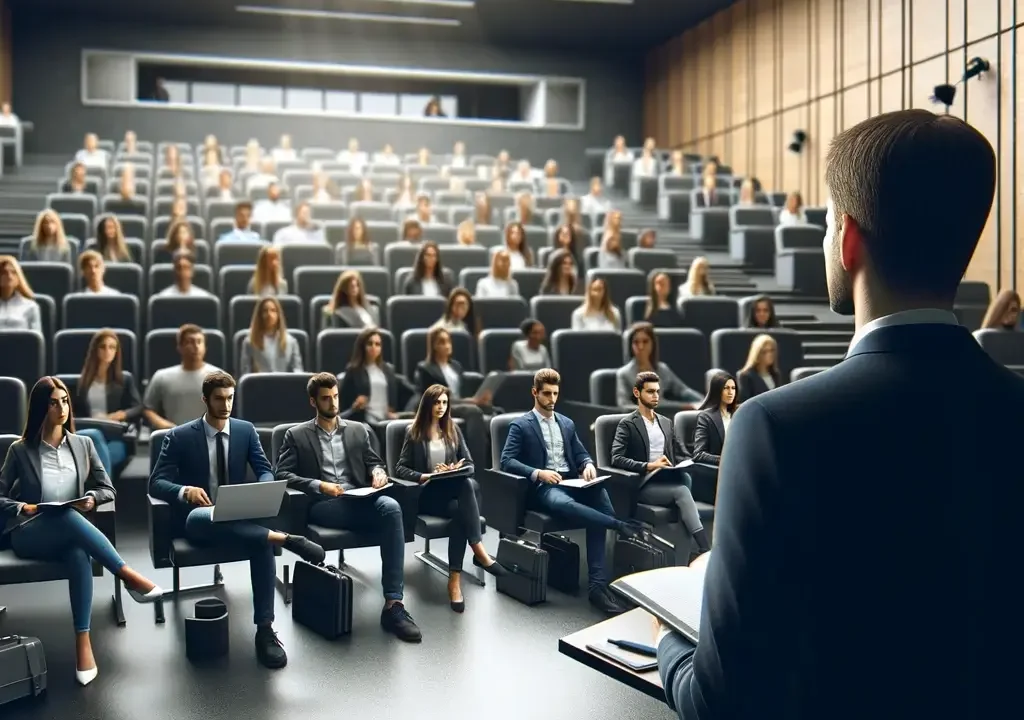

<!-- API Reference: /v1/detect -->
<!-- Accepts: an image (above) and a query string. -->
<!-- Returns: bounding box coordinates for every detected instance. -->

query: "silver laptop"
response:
[211,481,287,523]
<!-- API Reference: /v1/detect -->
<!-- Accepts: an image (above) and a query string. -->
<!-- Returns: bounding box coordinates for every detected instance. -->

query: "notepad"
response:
[676,459,694,468]
[36,497,89,510]
[345,484,392,497]
[423,466,472,484]
[558,475,609,489]
[609,562,708,644]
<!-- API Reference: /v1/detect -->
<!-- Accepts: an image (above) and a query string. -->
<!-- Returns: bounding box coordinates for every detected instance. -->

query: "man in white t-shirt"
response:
[159,251,212,297]
[144,324,224,429]
[75,132,108,169]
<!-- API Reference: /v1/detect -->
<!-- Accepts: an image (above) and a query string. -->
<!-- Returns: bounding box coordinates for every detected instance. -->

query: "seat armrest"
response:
[387,477,422,541]
[687,463,718,505]
[478,468,530,537]
[282,488,310,535]
[147,494,174,569]
[598,467,641,519]
[91,500,117,545]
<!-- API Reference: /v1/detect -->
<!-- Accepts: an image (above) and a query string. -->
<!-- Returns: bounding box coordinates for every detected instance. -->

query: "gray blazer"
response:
[274,418,386,495]
[0,433,114,532]
[329,303,380,329]
[239,334,304,375]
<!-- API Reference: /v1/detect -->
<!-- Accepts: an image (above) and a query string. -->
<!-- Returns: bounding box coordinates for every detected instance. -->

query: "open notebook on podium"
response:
[609,558,708,644]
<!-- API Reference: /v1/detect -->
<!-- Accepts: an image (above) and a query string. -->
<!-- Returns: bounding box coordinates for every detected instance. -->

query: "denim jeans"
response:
[532,484,622,592]
[11,508,127,633]
[184,507,276,626]
[309,494,405,602]
[76,429,127,475]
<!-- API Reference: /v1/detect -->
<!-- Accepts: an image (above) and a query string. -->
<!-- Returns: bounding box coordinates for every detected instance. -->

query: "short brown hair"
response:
[306,371,338,398]
[78,249,102,271]
[533,368,560,391]
[825,109,995,300]
[634,371,660,395]
[201,371,235,399]
[177,323,203,346]
[172,250,195,268]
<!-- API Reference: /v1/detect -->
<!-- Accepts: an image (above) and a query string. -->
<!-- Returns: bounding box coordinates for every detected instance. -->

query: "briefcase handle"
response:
[515,526,543,546]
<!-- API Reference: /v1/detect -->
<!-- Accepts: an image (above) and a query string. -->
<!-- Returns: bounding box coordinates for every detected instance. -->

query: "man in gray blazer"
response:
[275,372,422,643]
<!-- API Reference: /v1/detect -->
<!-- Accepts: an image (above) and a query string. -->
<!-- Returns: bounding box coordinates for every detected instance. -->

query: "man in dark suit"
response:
[657,110,1024,719]
[610,371,710,555]
[500,368,642,615]
[274,372,422,643]
[148,371,325,670]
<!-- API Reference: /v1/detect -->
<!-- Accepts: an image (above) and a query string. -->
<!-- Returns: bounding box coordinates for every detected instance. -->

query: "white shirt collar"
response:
[532,408,556,424]
[203,417,230,438]
[847,309,959,356]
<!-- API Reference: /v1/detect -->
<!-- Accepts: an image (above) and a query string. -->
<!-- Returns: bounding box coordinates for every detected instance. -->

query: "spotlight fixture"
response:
[931,57,991,109]
[788,130,807,154]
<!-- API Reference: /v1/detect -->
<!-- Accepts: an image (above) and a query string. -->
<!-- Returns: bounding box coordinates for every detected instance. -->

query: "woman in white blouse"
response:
[499,222,532,271]
[598,228,626,269]
[736,333,782,402]
[509,319,551,370]
[93,215,131,263]
[432,288,480,338]
[0,255,42,331]
[239,297,304,375]
[610,135,634,164]
[571,278,622,331]
[246,246,288,297]
[23,209,73,263]
[677,256,716,305]
[456,220,477,246]
[778,191,806,225]
[632,137,659,178]
[476,249,519,298]
[325,269,379,329]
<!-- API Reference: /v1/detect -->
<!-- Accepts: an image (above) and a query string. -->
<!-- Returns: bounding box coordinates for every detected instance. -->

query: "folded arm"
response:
[0,447,25,516]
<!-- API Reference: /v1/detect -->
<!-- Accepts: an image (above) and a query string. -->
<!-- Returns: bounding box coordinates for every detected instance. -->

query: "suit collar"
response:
[846,319,973,360]
[704,407,725,440]
[629,410,650,458]
[846,309,959,357]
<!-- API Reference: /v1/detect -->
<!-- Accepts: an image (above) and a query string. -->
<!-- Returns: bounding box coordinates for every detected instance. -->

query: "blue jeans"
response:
[532,484,623,592]
[10,509,127,633]
[184,507,276,626]
[76,429,127,475]
[309,494,405,602]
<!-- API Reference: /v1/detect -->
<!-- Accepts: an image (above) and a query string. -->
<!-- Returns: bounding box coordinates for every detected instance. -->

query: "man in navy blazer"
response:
[500,368,642,615]
[148,371,325,670]
[657,111,1024,720]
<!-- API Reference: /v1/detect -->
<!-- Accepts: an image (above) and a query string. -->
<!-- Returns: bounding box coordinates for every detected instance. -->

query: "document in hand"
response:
[609,562,708,643]
[346,484,393,497]
[559,475,610,489]
[424,467,472,484]
[37,497,88,510]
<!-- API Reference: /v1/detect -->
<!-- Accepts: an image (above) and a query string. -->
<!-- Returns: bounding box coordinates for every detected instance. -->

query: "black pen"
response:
[607,638,657,657]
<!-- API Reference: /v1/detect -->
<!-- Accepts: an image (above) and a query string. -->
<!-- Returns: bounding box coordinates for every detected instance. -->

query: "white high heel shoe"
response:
[127,585,164,604]
[76,666,98,686]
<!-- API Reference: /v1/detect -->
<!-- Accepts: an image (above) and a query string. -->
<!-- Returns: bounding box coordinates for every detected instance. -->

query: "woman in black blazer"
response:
[693,371,738,466]
[403,241,454,297]
[73,329,142,474]
[736,333,782,402]
[339,328,404,424]
[395,384,506,613]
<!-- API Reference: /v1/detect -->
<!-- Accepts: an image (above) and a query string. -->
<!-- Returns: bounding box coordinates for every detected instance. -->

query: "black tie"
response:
[214,432,227,503]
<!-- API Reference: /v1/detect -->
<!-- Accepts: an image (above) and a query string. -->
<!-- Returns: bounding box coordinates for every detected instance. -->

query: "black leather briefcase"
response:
[541,532,580,594]
[291,561,353,639]
[0,635,47,707]
[495,536,549,606]
[612,531,674,579]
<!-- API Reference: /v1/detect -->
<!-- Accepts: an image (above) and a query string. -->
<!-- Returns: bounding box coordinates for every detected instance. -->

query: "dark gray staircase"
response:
[0,158,63,254]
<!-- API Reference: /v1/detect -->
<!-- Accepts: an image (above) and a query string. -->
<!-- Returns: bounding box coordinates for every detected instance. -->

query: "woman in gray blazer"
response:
[0,377,162,686]
[240,297,304,375]
[324,269,380,329]
[615,323,703,408]
[403,241,454,297]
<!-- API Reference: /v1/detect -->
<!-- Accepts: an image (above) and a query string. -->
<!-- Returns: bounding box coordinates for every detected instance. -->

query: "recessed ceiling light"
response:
[235,5,462,26]
[372,0,476,8]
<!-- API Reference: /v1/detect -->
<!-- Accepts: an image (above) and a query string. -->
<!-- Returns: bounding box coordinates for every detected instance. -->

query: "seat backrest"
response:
[386,296,447,354]
[473,297,528,330]
[102,264,145,297]
[974,329,1024,366]
[625,327,710,392]
[679,296,741,338]
[270,422,299,467]
[148,263,213,295]
[149,428,170,472]
[589,368,618,407]
[477,328,521,374]
[147,295,220,331]
[775,224,824,251]
[790,366,828,383]
[294,266,345,308]
[672,410,700,452]
[530,296,581,337]
[594,413,630,467]
[709,328,806,380]
[213,241,266,271]
[54,328,137,377]
[0,378,27,435]
[62,293,139,334]
[384,419,414,476]
[401,328,473,378]
[21,262,74,310]
[0,330,45,393]
[236,373,316,426]
[280,243,334,282]
[551,329,621,402]
[229,295,302,340]
[489,411,526,469]
[955,281,991,306]
[316,328,395,372]
[0,434,19,466]
[729,206,775,227]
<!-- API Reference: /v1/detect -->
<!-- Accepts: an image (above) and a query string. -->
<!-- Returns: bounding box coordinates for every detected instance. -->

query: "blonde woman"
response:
[981,289,1022,330]
[239,297,304,375]
[678,256,715,304]
[737,334,781,402]
[473,193,492,225]
[737,178,757,206]
[475,249,519,298]
[0,255,41,330]
[94,215,131,263]
[571,277,621,331]
[247,246,288,296]
[598,227,625,269]
[311,170,334,203]
[456,220,476,246]
[325,269,379,329]
[23,209,72,262]
[778,191,806,225]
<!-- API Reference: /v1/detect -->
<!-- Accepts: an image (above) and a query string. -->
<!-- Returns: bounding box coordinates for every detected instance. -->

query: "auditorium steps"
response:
[0,158,63,250]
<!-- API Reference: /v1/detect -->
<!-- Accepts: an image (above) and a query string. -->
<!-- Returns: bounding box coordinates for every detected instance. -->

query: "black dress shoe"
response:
[473,555,509,577]
[589,587,626,616]
[618,520,647,541]
[255,626,287,669]
[381,602,423,642]
[601,585,633,612]
[450,599,465,613]
[283,535,325,565]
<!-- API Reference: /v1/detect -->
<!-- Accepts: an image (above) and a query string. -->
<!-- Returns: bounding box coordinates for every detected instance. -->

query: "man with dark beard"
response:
[275,372,422,643]
[609,371,710,557]
[656,109,1024,720]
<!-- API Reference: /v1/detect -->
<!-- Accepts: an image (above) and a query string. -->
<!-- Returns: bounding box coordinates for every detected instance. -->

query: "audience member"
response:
[121,130,138,154]
[510,319,551,371]
[143,324,224,429]
[200,147,223,188]
[243,139,262,173]
[450,140,468,168]
[338,328,401,424]
[500,368,641,615]
[0,255,42,330]
[563,197,583,230]
[94,215,131,263]
[79,251,118,295]
[610,371,710,555]
[540,249,579,296]
[645,272,680,327]
[691,370,736,466]
[325,269,379,329]
[218,201,260,242]
[456,220,476,246]
[473,192,492,225]
[599,225,626,269]
[64,162,88,193]
[253,182,291,224]
[404,242,454,297]
[1,377,161,686]
[162,145,183,180]
[374,143,401,166]
[476,249,519,298]
[168,196,189,224]
[402,219,423,243]
[736,334,781,401]
[745,294,780,328]
[150,371,326,669]
[552,223,583,269]
[540,160,561,197]
[616,323,702,408]
[696,173,720,207]
[678,256,715,302]
[75,133,108,169]
[395,384,506,612]
[272,134,296,163]
[571,278,622,331]
[275,372,421,642]
[638,228,657,249]
[736,178,757,206]
[394,175,416,207]
[165,220,197,257]
[246,157,278,195]
[118,164,137,200]
[310,170,334,203]
[500,222,532,270]
[24,209,72,262]
[0,101,19,126]
[432,288,480,337]
[512,160,535,184]
[633,138,658,178]
[354,179,375,203]
[778,190,806,225]
[239,297,304,375]
[337,217,379,265]
[610,135,634,164]
[516,192,540,226]
[667,150,687,176]
[412,195,437,225]
[981,289,1021,330]
[337,138,367,174]
[416,147,431,167]
[159,251,211,297]
[582,176,613,215]
[273,201,324,245]
[424,97,445,117]
[246,246,288,297]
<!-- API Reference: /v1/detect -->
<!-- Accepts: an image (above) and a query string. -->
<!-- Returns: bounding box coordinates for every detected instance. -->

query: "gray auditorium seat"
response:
[672,410,717,505]
[384,243,419,279]
[659,189,692,225]
[236,372,315,426]
[473,297,528,330]
[437,245,488,278]
[956,281,991,306]
[775,224,826,296]
[0,330,44,391]
[791,367,829,383]
[213,241,266,270]
[589,368,618,407]
[709,328,805,380]
[530,296,581,337]
[511,268,546,300]
[804,206,826,227]
[218,266,257,304]
[627,248,676,274]
[99,263,144,297]
[624,328,710,393]
[550,329,621,402]
[53,328,138,377]
[102,195,149,218]
[0,378,27,435]
[63,293,139,334]
[233,329,308,378]
[280,243,334,283]
[349,202,393,222]
[690,207,730,249]
[477,329,521,374]
[316,328,396,372]
[229,295,302,340]
[974,329,1024,366]
[48,192,96,220]
[729,206,775,228]
[145,329,226,379]
[587,268,646,308]
[309,202,348,223]
[147,295,220,331]
[401,328,474,378]
[387,296,447,365]
[20,262,74,315]
[679,296,741,338]
[730,226,777,272]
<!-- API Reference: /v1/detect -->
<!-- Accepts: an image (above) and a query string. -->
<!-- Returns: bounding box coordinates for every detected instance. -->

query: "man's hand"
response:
[321,482,343,497]
[353,395,369,410]
[107,410,128,422]
[371,469,388,489]
[646,456,672,471]
[184,486,213,506]
[689,551,711,572]
[581,464,597,481]
[73,496,96,513]
[21,504,37,516]
[477,390,493,406]
[537,470,562,484]
[420,473,431,484]
[652,613,669,642]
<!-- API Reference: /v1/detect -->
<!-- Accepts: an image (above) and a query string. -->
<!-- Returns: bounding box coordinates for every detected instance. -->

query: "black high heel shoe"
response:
[473,555,509,577]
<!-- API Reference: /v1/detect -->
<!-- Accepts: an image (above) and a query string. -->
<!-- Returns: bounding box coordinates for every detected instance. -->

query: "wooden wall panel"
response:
[753,0,776,117]
[999,33,1015,289]
[880,71,903,111]
[730,2,751,126]
[879,0,904,73]
[711,14,731,140]
[842,0,871,86]
[729,126,750,179]
[967,0,998,44]
[947,0,966,52]
[910,55,946,109]
[753,117,777,191]
[781,0,811,107]
[780,107,804,191]
[911,0,947,60]
[963,37,1000,283]
[815,95,836,205]
[815,0,837,95]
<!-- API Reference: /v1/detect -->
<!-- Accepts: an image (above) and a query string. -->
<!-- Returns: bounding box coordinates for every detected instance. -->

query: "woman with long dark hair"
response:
[500,222,532,270]
[432,287,481,337]
[644,272,680,327]
[395,384,506,612]
[73,329,142,473]
[93,215,131,263]
[693,371,738,466]
[337,217,379,266]
[339,327,402,425]
[403,241,454,297]
[615,323,703,408]
[325,269,379,329]
[745,295,780,329]
[0,377,162,685]
[540,249,578,296]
